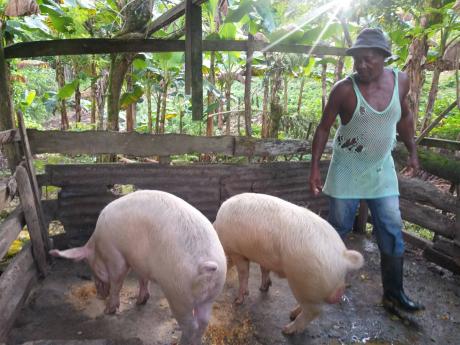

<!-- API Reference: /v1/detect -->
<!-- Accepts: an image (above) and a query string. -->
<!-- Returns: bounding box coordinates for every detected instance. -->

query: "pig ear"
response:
[49,247,89,262]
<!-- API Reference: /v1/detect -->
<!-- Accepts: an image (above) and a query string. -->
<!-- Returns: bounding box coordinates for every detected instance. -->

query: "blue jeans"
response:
[328,196,404,256]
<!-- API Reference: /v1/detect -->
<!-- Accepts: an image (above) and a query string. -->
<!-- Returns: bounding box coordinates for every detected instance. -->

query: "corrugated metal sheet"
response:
[42,161,330,239]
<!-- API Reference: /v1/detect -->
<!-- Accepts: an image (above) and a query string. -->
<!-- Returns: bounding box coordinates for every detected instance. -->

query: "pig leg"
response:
[231,254,250,304]
[104,260,129,314]
[282,303,321,335]
[259,266,272,292]
[136,277,150,305]
[194,301,213,342]
[289,304,302,321]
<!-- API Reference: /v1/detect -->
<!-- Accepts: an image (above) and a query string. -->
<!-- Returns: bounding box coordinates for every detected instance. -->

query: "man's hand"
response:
[404,154,420,177]
[309,166,323,196]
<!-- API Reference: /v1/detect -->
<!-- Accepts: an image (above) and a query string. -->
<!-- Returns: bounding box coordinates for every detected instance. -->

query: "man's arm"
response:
[397,72,420,174]
[309,81,344,196]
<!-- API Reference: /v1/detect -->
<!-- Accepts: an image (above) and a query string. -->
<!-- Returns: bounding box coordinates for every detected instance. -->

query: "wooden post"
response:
[185,0,203,121]
[17,110,50,251]
[0,30,21,170]
[244,34,253,137]
[15,165,48,277]
[353,200,368,234]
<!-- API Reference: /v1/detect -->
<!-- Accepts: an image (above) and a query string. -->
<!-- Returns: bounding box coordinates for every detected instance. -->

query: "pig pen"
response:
[6,233,460,345]
[4,161,460,345]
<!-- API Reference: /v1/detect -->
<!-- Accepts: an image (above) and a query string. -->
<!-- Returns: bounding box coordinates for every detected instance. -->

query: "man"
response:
[309,28,424,313]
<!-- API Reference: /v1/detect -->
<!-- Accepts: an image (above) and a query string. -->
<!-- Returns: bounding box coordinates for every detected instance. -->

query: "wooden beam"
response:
[398,174,458,214]
[416,137,460,151]
[234,137,314,156]
[17,111,50,251]
[400,198,456,239]
[185,0,203,120]
[0,244,39,342]
[146,0,207,36]
[27,130,236,156]
[15,165,48,277]
[0,207,25,261]
[4,39,347,59]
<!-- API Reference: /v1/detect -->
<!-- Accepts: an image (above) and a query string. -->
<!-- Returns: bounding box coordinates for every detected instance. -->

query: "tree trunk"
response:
[160,80,169,134]
[262,74,270,138]
[56,57,69,130]
[96,69,109,130]
[244,35,253,137]
[269,68,283,138]
[107,53,133,131]
[90,59,97,125]
[225,80,232,135]
[321,62,328,112]
[155,90,161,134]
[297,76,305,114]
[126,64,134,132]
[283,75,288,115]
[75,84,82,123]
[335,56,344,82]
[218,84,224,130]
[405,35,428,126]
[179,109,184,134]
[146,78,152,133]
[207,51,216,136]
[421,67,441,130]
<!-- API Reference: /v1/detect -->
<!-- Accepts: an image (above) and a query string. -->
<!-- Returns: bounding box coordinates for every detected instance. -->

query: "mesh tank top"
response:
[323,68,401,199]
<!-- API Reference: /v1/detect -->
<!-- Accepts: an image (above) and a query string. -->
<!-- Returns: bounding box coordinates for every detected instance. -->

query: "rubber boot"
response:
[380,253,425,312]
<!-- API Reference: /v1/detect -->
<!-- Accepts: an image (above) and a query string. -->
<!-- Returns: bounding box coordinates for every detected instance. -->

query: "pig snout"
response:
[326,285,345,304]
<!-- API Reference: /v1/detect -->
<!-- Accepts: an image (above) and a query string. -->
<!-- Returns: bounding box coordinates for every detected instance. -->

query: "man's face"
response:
[352,49,386,82]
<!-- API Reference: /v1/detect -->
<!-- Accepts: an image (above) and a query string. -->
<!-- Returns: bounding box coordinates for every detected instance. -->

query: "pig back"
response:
[93,190,226,290]
[214,193,349,276]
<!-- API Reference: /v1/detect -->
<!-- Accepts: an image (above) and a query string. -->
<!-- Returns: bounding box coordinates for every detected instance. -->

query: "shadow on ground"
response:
[6,233,460,345]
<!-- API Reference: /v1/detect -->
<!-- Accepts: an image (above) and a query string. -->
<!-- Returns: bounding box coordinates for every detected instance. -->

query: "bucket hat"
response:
[346,28,392,57]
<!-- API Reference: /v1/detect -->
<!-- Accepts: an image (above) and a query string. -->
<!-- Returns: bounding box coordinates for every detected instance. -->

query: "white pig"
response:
[213,193,364,335]
[50,190,227,345]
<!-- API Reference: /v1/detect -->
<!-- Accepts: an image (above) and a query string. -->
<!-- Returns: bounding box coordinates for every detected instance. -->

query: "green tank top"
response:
[323,68,400,199]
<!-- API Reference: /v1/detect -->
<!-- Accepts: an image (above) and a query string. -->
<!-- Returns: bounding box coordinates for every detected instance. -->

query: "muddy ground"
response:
[6,233,460,345]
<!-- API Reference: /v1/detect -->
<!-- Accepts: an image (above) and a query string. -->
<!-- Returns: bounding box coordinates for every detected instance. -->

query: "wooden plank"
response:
[424,246,460,275]
[185,0,203,120]
[4,39,347,59]
[399,198,455,239]
[17,111,49,251]
[27,130,235,156]
[398,174,458,213]
[15,165,48,277]
[353,201,368,234]
[417,137,460,151]
[0,244,39,342]
[146,0,207,36]
[234,137,312,156]
[402,230,432,250]
[0,207,25,261]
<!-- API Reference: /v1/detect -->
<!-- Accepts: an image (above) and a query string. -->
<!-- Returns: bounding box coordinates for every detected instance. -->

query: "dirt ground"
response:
[6,233,460,345]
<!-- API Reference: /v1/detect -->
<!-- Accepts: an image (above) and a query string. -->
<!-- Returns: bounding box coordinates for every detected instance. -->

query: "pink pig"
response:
[213,193,364,335]
[50,190,227,345]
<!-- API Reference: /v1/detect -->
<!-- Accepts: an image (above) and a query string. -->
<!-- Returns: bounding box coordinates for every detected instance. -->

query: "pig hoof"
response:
[234,296,245,305]
[104,305,118,314]
[289,306,302,321]
[282,321,297,335]
[259,279,272,292]
[136,293,150,305]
